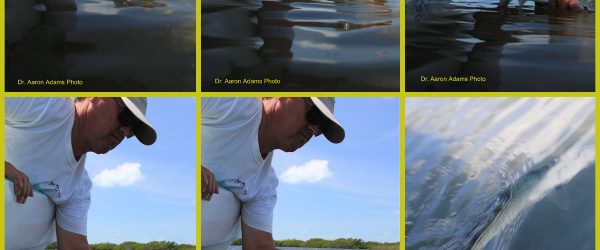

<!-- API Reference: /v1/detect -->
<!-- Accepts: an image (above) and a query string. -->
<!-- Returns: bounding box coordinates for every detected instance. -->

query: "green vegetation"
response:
[45,239,397,249]
[46,241,195,250]
[232,238,399,249]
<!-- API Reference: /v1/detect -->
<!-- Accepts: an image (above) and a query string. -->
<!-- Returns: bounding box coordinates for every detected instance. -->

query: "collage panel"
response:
[405,97,595,249]
[201,1,400,92]
[201,97,400,249]
[405,1,595,92]
[6,0,196,92]
[5,97,196,249]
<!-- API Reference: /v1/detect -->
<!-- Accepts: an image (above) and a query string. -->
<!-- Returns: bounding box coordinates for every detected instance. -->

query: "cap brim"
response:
[310,97,345,143]
[121,98,157,145]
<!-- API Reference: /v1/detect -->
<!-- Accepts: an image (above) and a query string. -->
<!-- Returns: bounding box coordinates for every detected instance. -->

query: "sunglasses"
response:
[115,98,141,133]
[304,98,325,129]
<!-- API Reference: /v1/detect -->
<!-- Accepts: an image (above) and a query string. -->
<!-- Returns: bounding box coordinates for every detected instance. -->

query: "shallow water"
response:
[406,98,595,250]
[202,0,400,92]
[6,0,195,91]
[405,1,595,92]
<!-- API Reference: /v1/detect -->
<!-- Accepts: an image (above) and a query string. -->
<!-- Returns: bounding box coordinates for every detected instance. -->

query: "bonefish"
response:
[469,161,567,250]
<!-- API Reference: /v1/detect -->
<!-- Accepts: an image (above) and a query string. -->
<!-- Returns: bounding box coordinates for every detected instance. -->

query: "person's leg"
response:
[202,187,242,249]
[5,179,56,250]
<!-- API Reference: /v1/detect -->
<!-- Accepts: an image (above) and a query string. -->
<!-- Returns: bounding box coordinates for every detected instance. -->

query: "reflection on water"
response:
[110,0,167,8]
[6,0,195,92]
[406,1,594,92]
[202,0,400,92]
[406,98,595,250]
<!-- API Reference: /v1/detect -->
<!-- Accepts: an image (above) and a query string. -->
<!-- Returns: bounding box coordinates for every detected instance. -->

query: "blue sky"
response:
[85,98,196,245]
[271,98,400,243]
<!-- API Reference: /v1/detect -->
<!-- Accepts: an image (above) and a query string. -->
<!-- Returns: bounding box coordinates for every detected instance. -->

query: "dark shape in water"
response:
[468,161,558,250]
[110,0,167,8]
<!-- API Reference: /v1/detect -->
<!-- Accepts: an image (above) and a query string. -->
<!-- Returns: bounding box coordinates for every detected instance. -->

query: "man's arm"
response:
[5,161,33,204]
[56,224,90,250]
[242,221,277,250]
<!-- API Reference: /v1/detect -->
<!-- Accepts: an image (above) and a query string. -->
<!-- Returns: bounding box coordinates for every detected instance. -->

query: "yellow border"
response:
[1,0,598,247]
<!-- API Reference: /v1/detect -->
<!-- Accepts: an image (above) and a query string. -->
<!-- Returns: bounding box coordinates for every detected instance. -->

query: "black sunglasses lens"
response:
[307,107,323,126]
[119,108,138,129]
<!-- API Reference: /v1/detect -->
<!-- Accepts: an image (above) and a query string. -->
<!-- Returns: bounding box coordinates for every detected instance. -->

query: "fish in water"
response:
[111,0,167,8]
[469,160,569,250]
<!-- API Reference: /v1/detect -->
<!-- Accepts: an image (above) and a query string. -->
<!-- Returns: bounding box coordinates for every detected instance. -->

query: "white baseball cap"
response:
[309,97,345,144]
[120,97,157,145]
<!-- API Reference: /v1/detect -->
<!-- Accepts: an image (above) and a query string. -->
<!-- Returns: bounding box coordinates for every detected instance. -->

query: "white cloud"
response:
[93,162,145,188]
[280,160,332,184]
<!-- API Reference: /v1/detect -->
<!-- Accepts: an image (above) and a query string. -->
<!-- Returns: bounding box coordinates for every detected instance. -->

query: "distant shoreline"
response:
[46,241,195,249]
[232,238,399,250]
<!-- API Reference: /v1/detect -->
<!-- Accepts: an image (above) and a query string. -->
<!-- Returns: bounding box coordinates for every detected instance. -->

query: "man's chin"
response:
[93,149,109,155]
[92,145,113,154]
[281,144,303,152]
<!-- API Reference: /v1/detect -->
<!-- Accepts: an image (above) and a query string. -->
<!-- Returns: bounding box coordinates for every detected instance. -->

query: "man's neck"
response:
[258,102,274,158]
[71,105,88,161]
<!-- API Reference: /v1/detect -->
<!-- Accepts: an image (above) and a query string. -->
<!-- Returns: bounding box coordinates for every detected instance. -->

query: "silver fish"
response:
[469,160,566,250]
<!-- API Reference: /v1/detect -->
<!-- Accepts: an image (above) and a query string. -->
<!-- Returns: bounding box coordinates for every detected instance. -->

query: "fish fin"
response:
[547,184,570,210]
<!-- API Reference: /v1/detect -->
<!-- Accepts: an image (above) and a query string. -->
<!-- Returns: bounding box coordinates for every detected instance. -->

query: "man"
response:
[201,97,345,250]
[5,97,157,250]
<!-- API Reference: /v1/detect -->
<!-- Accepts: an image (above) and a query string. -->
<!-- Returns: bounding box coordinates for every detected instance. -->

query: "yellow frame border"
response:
[0,0,597,248]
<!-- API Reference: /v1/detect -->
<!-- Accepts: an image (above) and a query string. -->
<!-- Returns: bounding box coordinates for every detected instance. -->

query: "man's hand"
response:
[549,0,581,11]
[5,161,33,204]
[202,165,219,201]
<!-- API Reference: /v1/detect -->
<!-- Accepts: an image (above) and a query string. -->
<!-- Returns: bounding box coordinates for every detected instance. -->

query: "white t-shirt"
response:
[202,98,278,233]
[5,98,92,236]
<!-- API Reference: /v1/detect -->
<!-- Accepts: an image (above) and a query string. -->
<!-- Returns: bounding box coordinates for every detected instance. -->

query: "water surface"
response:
[406,1,594,91]
[202,0,400,92]
[406,98,595,249]
[6,0,195,91]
